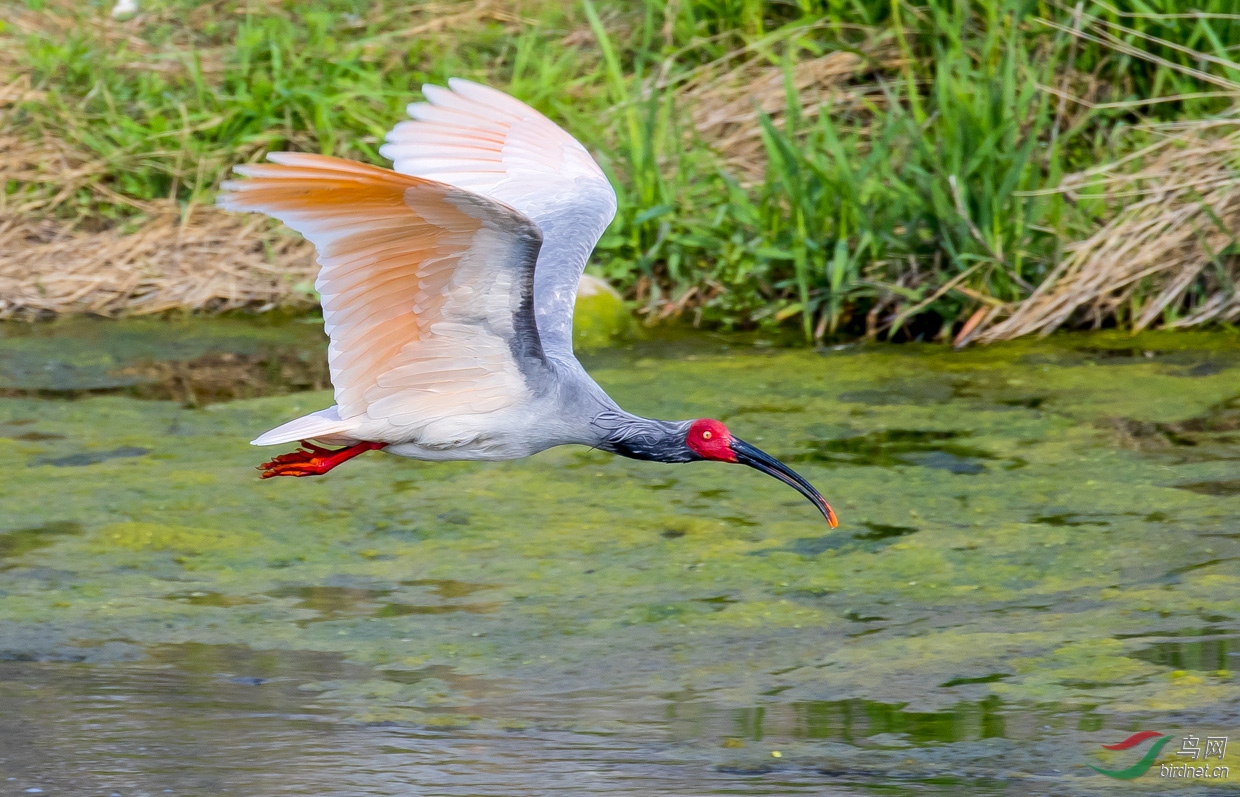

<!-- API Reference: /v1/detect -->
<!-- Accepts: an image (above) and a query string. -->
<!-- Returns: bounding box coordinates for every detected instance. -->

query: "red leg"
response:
[258,440,387,479]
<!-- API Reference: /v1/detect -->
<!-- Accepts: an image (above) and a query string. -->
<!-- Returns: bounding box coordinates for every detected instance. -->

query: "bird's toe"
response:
[257,446,331,478]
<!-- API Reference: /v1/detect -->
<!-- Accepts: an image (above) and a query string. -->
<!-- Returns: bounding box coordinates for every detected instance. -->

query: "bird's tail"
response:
[251,406,358,446]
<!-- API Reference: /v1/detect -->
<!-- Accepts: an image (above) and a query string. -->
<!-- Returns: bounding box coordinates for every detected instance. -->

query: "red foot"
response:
[258,440,386,479]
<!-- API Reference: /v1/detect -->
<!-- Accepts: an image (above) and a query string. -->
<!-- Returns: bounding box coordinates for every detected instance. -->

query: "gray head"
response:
[591,411,838,527]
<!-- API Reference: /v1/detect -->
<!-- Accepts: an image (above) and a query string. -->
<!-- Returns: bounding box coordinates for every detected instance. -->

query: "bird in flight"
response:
[218,79,838,527]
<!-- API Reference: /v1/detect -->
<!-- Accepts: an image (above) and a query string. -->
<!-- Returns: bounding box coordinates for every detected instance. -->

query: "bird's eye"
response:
[702,431,713,440]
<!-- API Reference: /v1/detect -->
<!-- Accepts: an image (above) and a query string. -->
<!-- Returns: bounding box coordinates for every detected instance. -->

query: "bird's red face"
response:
[686,418,736,462]
[684,418,838,528]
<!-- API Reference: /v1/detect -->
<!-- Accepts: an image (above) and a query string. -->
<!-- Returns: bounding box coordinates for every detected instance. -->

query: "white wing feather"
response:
[380,78,617,356]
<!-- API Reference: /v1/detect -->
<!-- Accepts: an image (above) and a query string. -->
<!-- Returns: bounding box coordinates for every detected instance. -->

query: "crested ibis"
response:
[217,79,838,527]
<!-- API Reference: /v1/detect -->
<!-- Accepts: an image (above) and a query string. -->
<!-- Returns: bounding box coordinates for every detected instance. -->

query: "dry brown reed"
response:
[0,208,316,319]
[1,120,317,319]
[679,45,888,179]
[974,119,1240,343]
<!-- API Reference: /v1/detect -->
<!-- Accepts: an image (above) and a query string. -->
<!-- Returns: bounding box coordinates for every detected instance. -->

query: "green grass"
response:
[751,0,1065,338]
[3,0,1239,339]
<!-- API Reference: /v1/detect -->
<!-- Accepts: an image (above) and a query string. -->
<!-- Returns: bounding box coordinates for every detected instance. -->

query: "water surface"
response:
[1,320,1239,795]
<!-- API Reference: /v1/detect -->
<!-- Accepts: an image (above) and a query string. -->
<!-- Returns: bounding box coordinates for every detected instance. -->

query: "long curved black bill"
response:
[731,438,838,528]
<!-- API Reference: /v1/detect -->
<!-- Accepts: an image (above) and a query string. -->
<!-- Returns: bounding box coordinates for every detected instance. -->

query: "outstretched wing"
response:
[217,153,545,442]
[380,78,617,357]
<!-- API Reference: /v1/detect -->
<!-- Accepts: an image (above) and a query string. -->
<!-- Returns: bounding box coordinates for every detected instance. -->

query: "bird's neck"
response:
[591,411,693,463]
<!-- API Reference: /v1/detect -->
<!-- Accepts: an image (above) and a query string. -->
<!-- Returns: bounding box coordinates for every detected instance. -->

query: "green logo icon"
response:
[1090,731,1172,779]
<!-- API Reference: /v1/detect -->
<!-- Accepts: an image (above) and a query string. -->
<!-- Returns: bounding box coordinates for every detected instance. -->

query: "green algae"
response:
[1,319,1239,792]
[96,521,262,555]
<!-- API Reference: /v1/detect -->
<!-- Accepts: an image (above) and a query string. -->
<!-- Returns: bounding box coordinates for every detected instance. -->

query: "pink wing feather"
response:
[217,153,544,446]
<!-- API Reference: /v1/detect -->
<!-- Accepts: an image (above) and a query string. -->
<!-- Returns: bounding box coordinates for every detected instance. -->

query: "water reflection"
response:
[0,650,1036,797]
[1177,479,1240,496]
[401,579,499,600]
[789,430,1003,473]
[1131,637,1237,671]
[0,316,329,405]
[268,584,498,625]
[713,697,1006,745]
[757,522,918,557]
[0,521,82,567]
[0,649,1135,797]
[164,591,261,608]
[30,446,149,468]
